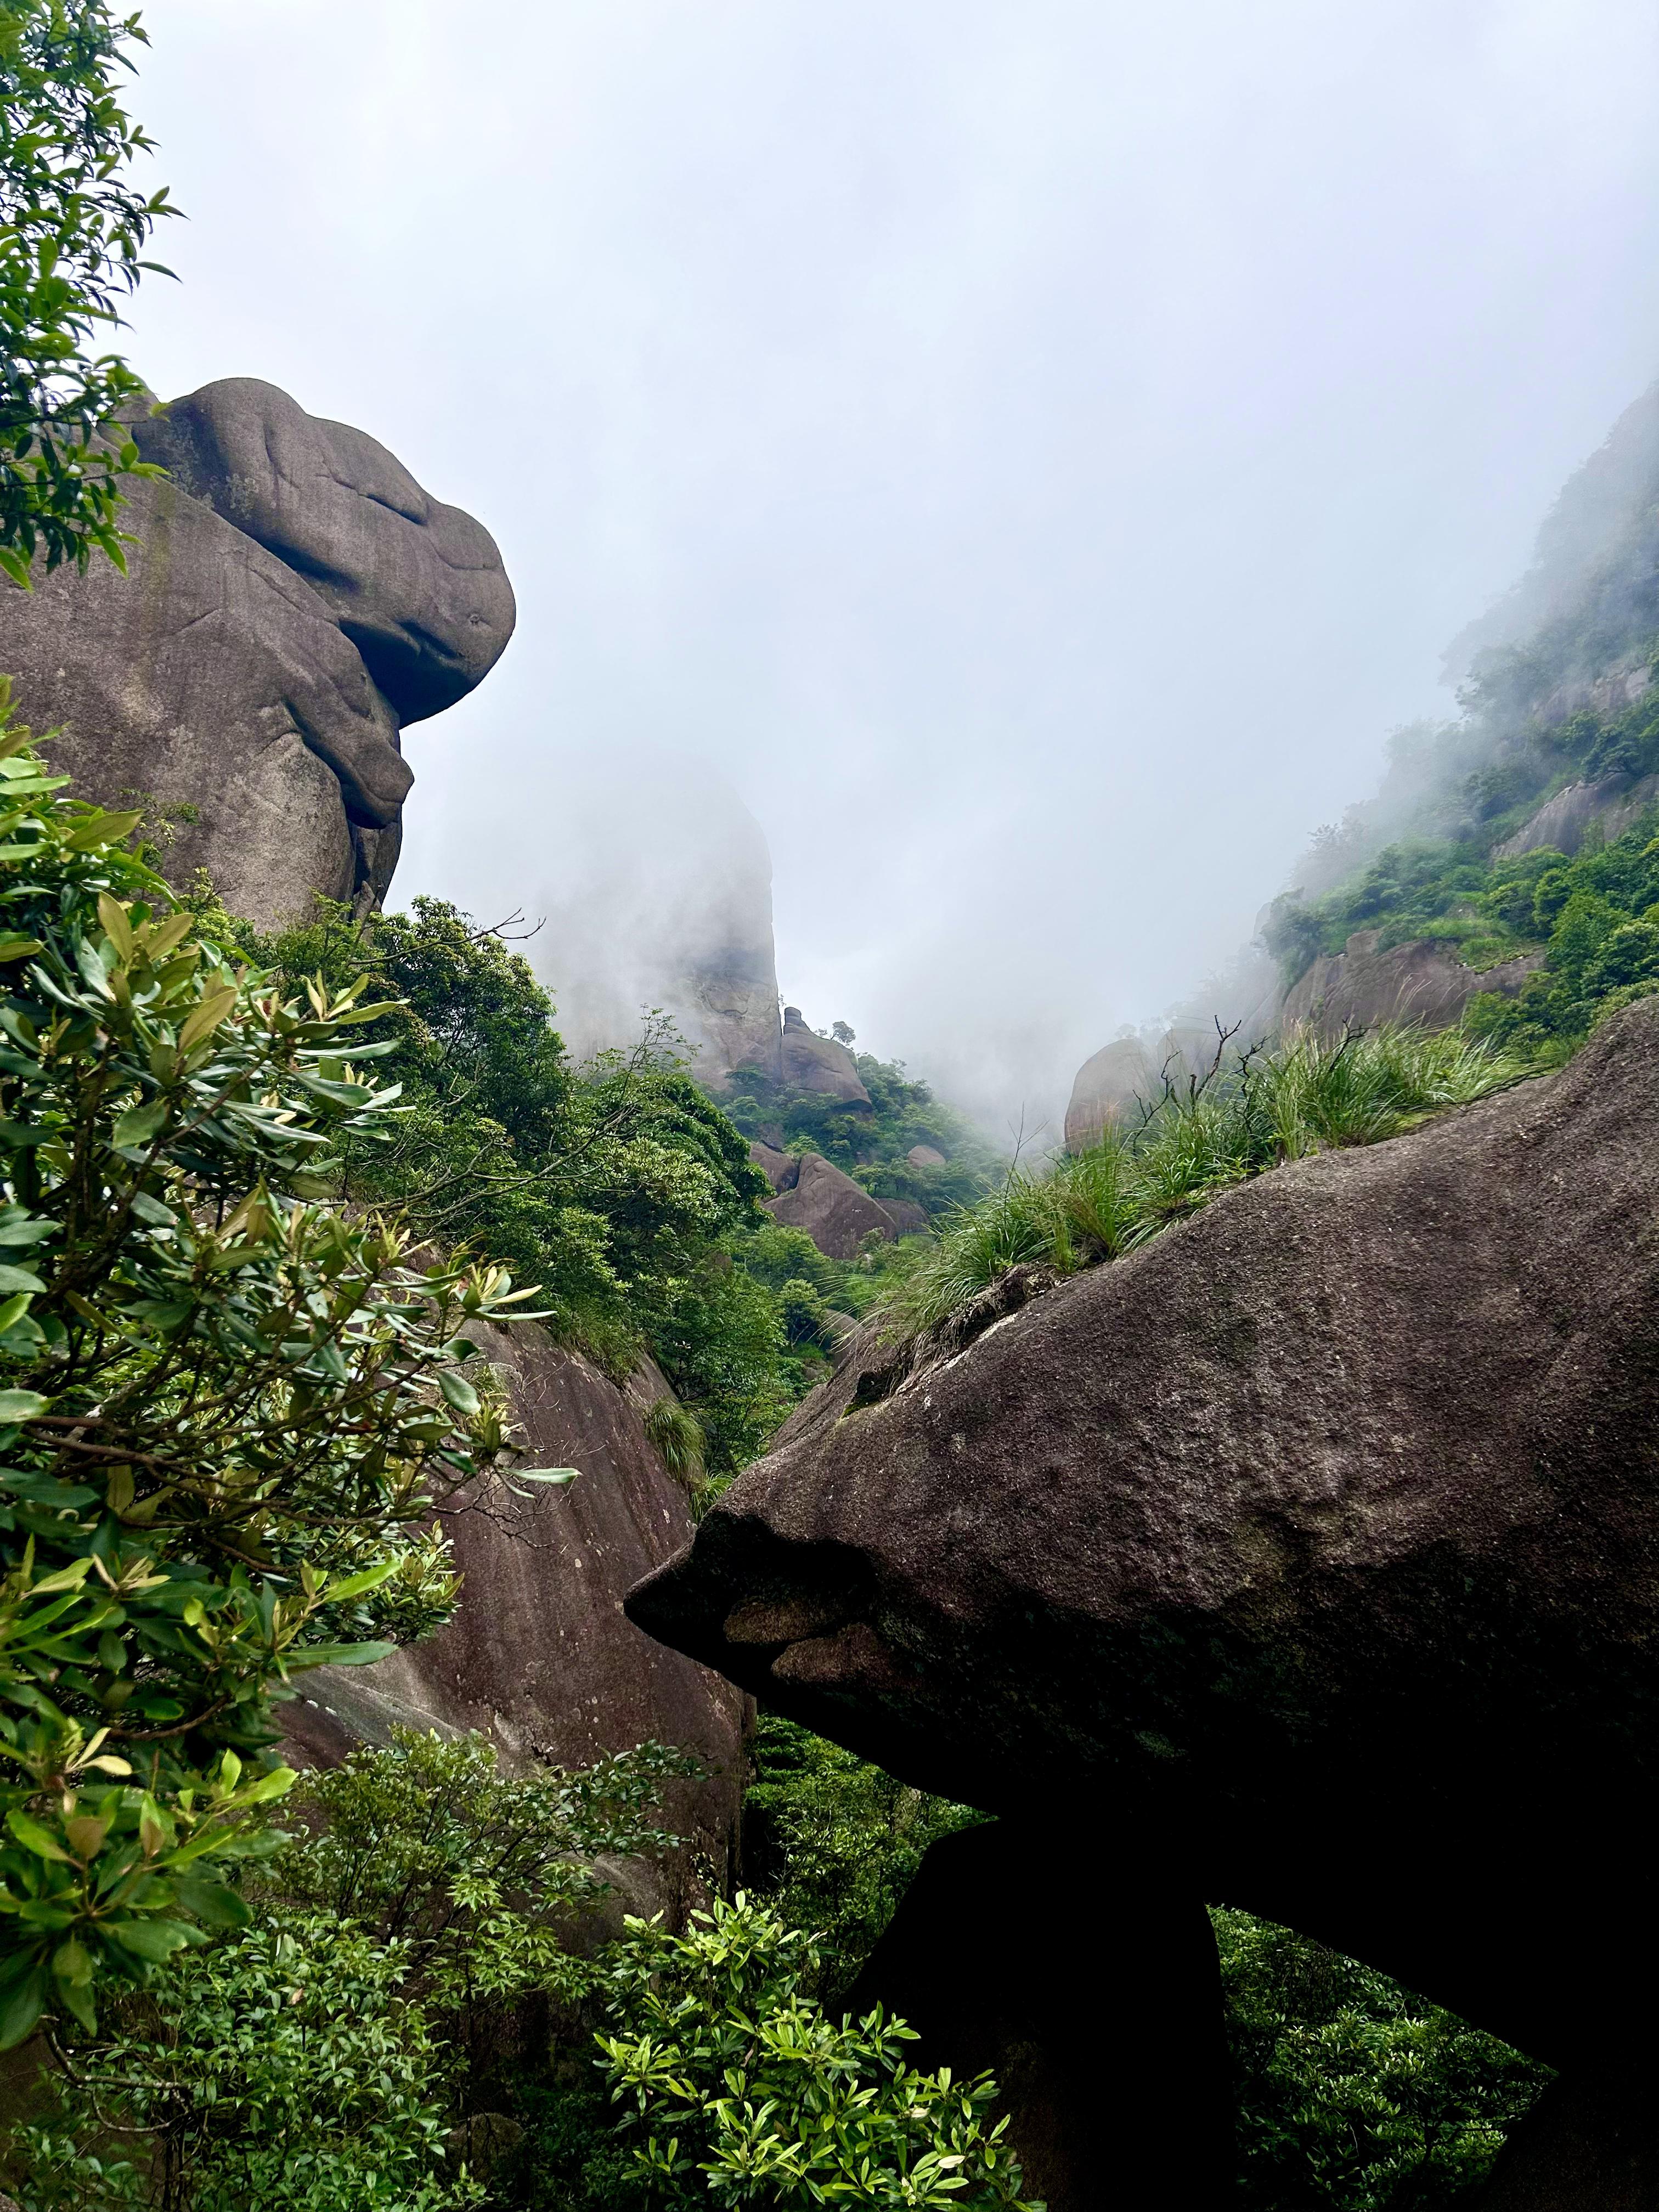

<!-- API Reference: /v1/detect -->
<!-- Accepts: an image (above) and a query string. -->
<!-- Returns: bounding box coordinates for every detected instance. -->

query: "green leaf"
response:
[96,893,133,962]
[0,1293,33,1337]
[515,1466,581,1486]
[173,1877,252,1929]
[320,1559,398,1603]
[0,935,43,964]
[0,1266,44,1295]
[112,1097,168,1150]
[7,1811,72,1863]
[0,1970,45,2051]
[0,1390,48,1422]
[177,986,237,1052]
[439,1369,481,1418]
[284,1640,397,1672]
[62,808,140,851]
[103,1916,201,1962]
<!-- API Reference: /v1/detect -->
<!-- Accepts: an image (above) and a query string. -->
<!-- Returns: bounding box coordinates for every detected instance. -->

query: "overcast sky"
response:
[121,0,1659,1137]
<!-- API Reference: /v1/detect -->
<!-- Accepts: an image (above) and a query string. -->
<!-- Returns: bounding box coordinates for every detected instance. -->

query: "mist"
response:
[116,0,1659,1139]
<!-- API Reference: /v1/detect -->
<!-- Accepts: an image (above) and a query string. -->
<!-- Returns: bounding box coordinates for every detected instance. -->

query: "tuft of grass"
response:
[893,1023,1532,1334]
[644,1395,707,1485]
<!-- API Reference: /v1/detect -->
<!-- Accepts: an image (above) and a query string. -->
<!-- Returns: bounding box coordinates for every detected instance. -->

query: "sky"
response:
[120,0,1659,1139]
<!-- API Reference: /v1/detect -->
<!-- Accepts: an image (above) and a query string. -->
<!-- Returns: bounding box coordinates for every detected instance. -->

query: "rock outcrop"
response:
[1063,1036,1154,1151]
[0,380,514,927]
[1279,929,1540,1039]
[845,1821,1232,2212]
[1492,772,1659,861]
[286,1319,745,1894]
[754,1147,925,1259]
[630,999,1659,2081]
[779,1007,871,1106]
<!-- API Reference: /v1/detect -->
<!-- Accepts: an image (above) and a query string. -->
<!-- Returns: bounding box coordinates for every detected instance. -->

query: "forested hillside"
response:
[1265,380,1659,1052]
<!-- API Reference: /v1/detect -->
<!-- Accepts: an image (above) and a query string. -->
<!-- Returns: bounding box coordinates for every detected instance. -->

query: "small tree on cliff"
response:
[0,0,173,583]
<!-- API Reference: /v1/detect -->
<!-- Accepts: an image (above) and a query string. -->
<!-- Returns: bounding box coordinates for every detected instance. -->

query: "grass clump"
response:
[896,1023,1532,1332]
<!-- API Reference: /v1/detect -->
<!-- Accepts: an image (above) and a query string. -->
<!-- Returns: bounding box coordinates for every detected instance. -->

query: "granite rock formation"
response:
[1278,929,1541,1041]
[1063,1036,1154,1151]
[845,1822,1233,2212]
[631,1000,1659,2137]
[0,379,514,927]
[779,1006,871,1106]
[286,1318,745,1899]
[1491,771,1659,861]
[753,1145,924,1259]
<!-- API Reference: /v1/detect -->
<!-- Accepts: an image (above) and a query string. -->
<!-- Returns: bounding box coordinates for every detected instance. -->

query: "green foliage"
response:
[14,1729,690,2211]
[898,1023,1530,1331]
[0,0,173,583]
[593,1893,1037,2212]
[271,1729,691,2049]
[1453,819,1659,1056]
[1216,1910,1550,2210]
[18,1915,481,2212]
[0,695,548,2043]
[719,1049,999,1220]
[195,896,792,1478]
[742,1715,981,2005]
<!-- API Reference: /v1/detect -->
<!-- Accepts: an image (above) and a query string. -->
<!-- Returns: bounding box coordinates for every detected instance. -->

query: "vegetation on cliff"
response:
[895,1020,1528,1332]
[0,695,551,2046]
[0,0,172,583]
[195,896,799,1481]
[720,1047,1001,1221]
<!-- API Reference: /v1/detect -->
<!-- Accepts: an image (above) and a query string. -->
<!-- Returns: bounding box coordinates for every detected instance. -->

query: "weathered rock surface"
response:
[748,1140,796,1193]
[1492,772,1659,862]
[780,1007,871,1105]
[133,379,516,723]
[0,379,513,926]
[1280,928,1540,1039]
[847,1822,1233,2212]
[630,1000,1659,2069]
[1064,1036,1154,1151]
[760,1150,918,1259]
[878,1197,930,1236]
[287,1321,745,1891]
[906,1144,947,1169]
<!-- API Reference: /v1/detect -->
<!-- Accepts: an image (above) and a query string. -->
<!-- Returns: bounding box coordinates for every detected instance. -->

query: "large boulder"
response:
[1064,1036,1153,1151]
[629,1000,1659,2074]
[780,1006,870,1105]
[0,380,514,926]
[1,473,408,925]
[761,1149,913,1259]
[132,379,516,723]
[286,1320,746,1896]
[845,1822,1233,2212]
[1280,928,1540,1039]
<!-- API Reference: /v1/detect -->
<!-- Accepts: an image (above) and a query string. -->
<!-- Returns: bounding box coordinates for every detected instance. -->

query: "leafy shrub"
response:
[741,1714,980,2004]
[18,1915,480,2212]
[0,694,550,2040]
[1217,1909,1550,2210]
[594,1893,1036,2212]
[0,0,173,580]
[13,1728,691,2211]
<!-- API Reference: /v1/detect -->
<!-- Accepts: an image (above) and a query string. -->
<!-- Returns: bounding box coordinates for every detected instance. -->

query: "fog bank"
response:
[120,0,1659,1135]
